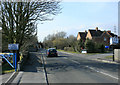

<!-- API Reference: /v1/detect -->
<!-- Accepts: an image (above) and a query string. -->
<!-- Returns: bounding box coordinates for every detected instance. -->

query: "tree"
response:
[55,31,66,39]
[76,39,84,52]
[53,38,68,50]
[85,39,95,53]
[1,0,61,60]
[43,31,67,48]
[67,35,77,51]
[95,43,105,53]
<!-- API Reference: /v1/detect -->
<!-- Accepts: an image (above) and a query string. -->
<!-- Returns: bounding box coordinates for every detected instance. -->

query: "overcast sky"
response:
[37,0,119,42]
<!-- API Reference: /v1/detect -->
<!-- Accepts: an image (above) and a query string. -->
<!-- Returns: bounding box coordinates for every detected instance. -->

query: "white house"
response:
[107,31,119,45]
[110,36,119,45]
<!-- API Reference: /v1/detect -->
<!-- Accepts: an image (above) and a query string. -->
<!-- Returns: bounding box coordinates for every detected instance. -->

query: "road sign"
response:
[8,44,19,50]
[105,46,109,49]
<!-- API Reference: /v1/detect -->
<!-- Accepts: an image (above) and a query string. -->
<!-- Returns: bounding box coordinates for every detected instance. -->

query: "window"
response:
[104,37,106,41]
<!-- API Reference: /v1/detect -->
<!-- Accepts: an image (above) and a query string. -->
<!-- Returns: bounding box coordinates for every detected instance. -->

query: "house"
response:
[77,30,87,41]
[86,27,103,39]
[106,31,119,45]
[77,27,119,46]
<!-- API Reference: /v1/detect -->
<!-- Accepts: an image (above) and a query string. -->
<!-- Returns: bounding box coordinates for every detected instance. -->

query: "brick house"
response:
[77,27,119,46]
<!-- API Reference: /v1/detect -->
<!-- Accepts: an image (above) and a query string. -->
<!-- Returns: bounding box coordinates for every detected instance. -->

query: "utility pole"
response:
[114,25,116,34]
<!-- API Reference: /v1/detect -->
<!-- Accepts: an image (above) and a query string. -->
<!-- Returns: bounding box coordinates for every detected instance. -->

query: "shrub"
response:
[95,43,105,53]
[85,39,95,53]
[64,47,74,52]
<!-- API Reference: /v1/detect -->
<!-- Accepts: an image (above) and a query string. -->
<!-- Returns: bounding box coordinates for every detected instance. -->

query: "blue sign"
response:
[8,44,19,50]
[105,46,109,48]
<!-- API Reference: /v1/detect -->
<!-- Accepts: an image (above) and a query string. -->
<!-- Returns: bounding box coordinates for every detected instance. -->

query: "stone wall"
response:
[114,49,120,62]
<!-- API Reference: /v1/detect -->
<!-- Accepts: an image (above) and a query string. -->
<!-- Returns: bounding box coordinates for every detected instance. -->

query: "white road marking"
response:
[71,60,80,64]
[63,57,118,80]
[63,57,68,59]
[59,51,119,64]
[85,65,118,80]
[64,57,80,64]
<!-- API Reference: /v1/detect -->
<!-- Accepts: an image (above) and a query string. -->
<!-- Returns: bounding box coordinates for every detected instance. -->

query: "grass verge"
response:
[105,55,113,59]
[57,49,80,54]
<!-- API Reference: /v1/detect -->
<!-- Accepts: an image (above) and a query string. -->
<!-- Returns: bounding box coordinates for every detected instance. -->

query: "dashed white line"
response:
[71,60,80,64]
[64,57,80,64]
[63,57,118,80]
[85,65,118,80]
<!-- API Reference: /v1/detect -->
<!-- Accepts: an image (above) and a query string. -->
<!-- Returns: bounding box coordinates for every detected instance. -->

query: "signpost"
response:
[8,44,19,50]
[0,44,19,72]
[8,44,19,71]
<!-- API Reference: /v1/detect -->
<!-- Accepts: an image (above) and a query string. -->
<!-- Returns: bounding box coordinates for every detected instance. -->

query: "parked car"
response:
[47,48,58,57]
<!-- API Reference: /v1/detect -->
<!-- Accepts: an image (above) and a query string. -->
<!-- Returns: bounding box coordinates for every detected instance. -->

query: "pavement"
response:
[12,51,47,84]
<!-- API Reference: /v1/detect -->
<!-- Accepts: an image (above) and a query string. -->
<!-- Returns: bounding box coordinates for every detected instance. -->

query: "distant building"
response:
[106,31,119,45]
[77,30,87,42]
[77,27,119,46]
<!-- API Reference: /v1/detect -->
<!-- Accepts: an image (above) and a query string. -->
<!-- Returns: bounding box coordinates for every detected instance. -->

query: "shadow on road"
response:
[23,52,43,72]
[45,55,119,74]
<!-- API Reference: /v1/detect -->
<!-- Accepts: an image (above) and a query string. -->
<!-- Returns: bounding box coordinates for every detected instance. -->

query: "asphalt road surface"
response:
[43,50,119,84]
[13,49,119,84]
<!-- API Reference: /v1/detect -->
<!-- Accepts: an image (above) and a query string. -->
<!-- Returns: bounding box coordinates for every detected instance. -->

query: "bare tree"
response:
[1,0,61,60]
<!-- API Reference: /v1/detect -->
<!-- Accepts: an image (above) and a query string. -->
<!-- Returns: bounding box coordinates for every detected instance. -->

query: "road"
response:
[12,49,119,84]
[44,51,118,84]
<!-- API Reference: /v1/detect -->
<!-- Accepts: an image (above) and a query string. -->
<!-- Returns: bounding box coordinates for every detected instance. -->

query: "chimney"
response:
[96,27,98,31]
[107,30,111,33]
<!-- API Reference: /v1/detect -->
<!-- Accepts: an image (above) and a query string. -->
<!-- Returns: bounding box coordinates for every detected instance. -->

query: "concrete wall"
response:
[114,49,120,62]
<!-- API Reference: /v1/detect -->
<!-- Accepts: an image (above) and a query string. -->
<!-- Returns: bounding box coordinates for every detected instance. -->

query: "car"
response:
[47,48,58,57]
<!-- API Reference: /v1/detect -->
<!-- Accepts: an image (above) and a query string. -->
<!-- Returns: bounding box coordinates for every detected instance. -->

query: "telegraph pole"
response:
[114,25,116,34]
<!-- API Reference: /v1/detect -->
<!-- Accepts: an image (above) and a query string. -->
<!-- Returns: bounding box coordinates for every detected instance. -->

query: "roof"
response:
[89,30,103,37]
[107,32,117,37]
[78,32,87,39]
